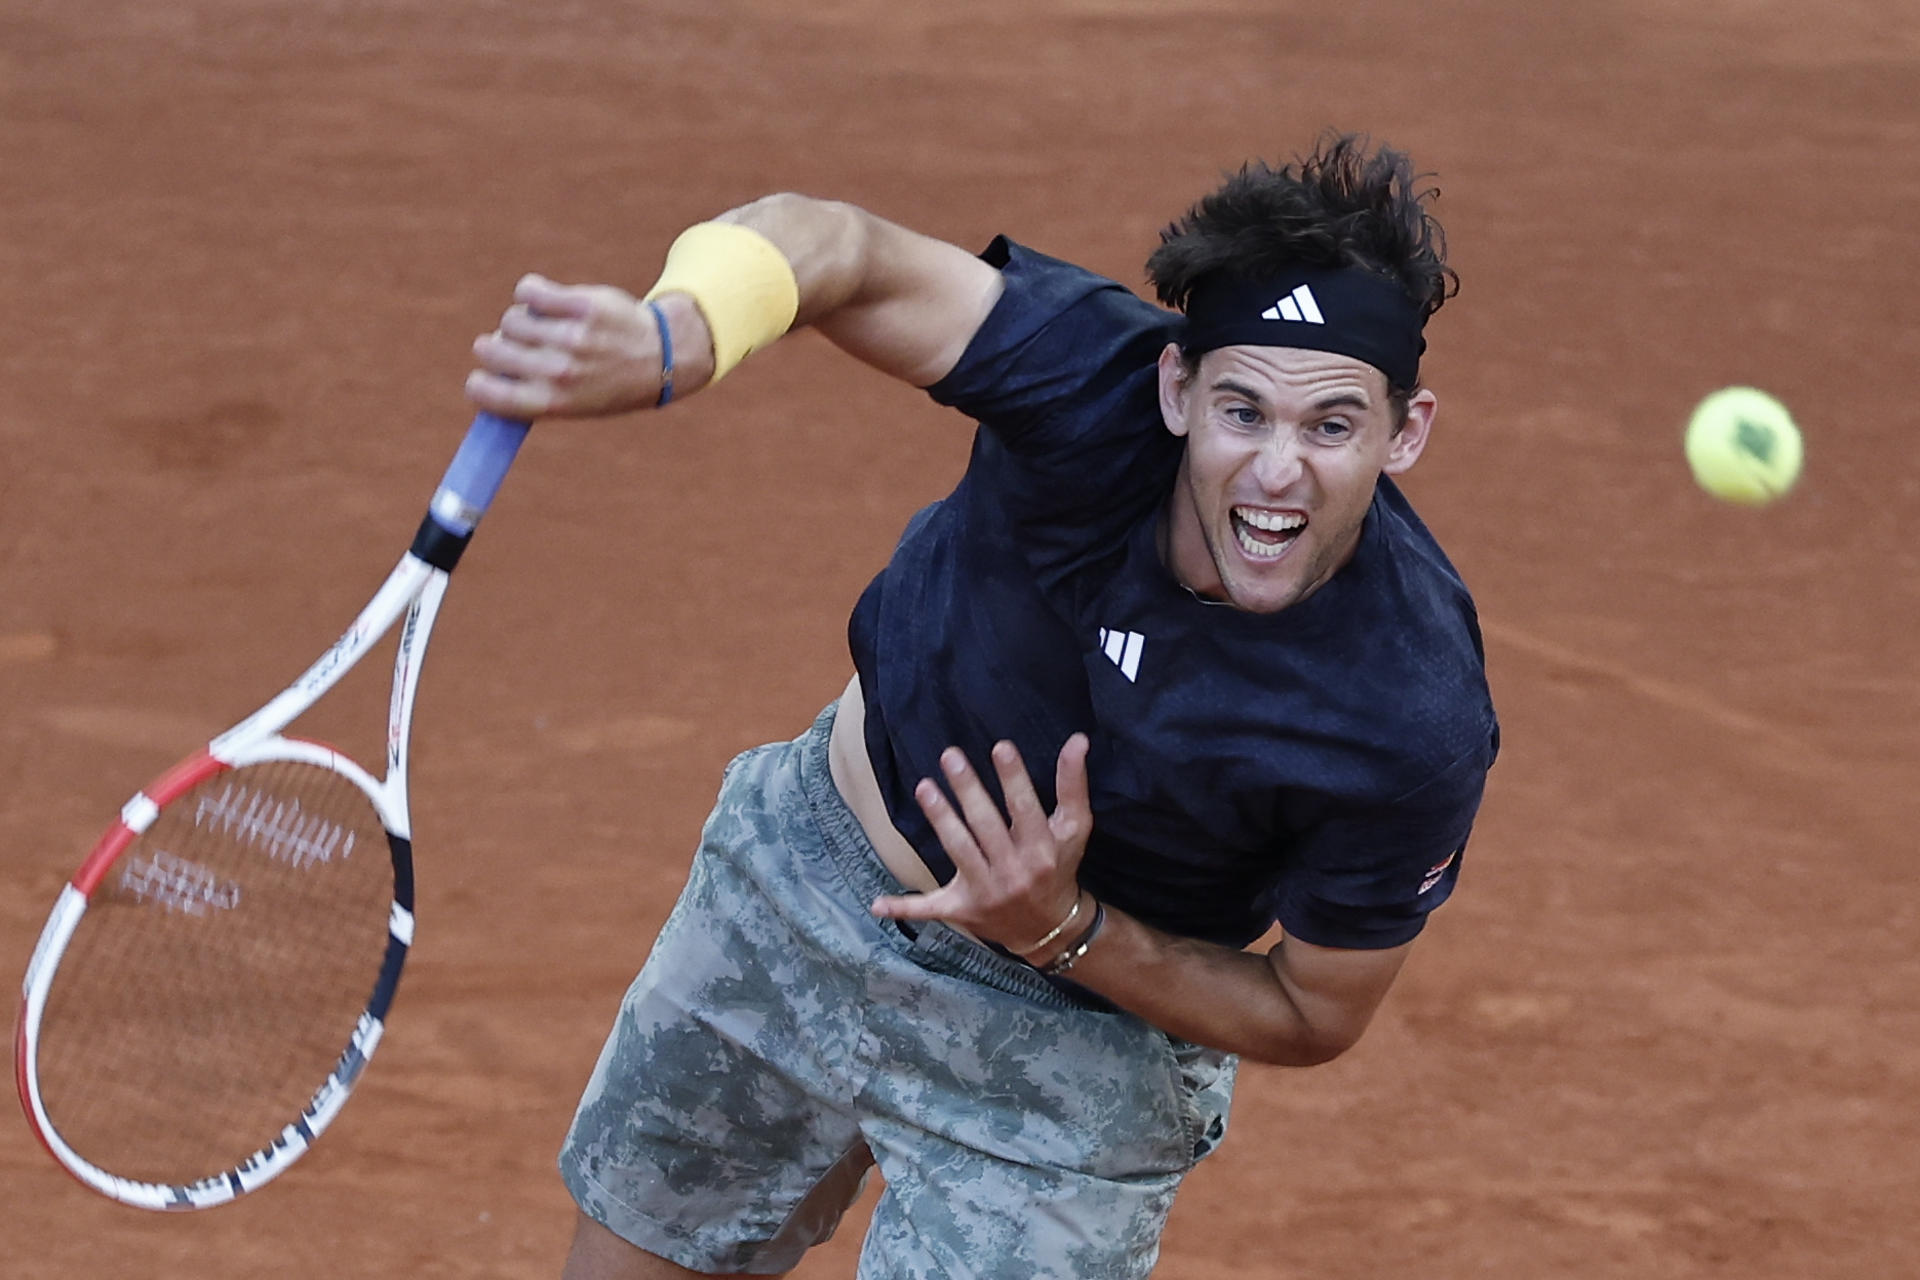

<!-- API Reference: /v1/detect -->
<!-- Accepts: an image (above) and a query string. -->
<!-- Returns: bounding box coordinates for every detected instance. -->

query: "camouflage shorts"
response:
[559,703,1236,1277]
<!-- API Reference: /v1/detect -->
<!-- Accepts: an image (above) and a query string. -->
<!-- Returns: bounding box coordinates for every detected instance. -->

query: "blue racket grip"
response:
[427,413,532,538]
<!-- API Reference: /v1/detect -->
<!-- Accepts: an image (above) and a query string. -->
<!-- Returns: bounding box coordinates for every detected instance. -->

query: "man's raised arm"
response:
[465,194,1003,422]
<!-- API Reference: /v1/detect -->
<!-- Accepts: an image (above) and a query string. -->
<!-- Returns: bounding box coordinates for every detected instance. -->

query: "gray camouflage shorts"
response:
[559,703,1236,1277]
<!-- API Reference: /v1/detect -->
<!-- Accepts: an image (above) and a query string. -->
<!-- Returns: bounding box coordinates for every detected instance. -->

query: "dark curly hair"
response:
[1146,133,1457,393]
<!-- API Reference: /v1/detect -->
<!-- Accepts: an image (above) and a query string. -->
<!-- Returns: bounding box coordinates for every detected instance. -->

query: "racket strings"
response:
[35,759,397,1187]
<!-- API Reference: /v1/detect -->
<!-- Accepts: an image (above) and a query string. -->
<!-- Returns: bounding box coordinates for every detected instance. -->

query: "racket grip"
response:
[427,413,532,538]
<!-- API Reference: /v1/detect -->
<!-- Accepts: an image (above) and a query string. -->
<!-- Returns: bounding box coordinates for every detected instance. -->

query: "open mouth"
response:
[1231,507,1304,561]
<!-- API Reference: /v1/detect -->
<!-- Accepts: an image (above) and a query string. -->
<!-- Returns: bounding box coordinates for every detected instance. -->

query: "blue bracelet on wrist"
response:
[645,298,674,407]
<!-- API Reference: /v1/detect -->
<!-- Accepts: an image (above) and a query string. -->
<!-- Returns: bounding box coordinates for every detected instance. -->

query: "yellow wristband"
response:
[643,222,799,383]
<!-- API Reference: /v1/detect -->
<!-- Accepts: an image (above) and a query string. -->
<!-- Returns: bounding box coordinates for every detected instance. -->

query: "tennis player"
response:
[467,133,1498,1279]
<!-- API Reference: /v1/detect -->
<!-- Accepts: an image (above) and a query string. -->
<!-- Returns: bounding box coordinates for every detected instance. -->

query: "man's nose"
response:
[1251,433,1304,491]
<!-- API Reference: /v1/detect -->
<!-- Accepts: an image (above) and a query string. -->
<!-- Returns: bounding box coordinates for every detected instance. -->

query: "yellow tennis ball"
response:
[1684,387,1803,505]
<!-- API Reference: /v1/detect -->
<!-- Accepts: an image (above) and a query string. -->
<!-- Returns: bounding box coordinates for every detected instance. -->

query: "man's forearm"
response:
[1058,904,1411,1066]
[868,739,1416,1067]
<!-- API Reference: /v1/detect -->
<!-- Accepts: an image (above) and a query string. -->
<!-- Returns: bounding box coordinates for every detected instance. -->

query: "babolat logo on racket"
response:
[118,850,242,917]
[194,783,357,868]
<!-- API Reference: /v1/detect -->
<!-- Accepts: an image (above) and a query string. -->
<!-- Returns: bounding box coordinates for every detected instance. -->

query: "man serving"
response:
[467,132,1499,1280]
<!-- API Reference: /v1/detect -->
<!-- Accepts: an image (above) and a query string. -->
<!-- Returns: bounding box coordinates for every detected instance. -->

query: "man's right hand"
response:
[465,274,715,421]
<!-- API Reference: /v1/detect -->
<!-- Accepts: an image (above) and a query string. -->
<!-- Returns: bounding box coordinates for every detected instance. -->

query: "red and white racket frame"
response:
[15,413,528,1210]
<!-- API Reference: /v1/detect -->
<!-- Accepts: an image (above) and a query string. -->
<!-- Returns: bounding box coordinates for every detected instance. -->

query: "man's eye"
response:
[1225,405,1261,426]
[1314,419,1353,439]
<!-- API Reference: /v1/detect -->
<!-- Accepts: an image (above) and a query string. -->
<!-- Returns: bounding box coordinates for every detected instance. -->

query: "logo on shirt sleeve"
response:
[1096,627,1145,682]
[1419,849,1460,894]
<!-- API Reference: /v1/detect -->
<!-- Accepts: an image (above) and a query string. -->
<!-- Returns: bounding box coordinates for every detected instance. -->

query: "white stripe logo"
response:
[1260,284,1325,325]
[1097,627,1146,682]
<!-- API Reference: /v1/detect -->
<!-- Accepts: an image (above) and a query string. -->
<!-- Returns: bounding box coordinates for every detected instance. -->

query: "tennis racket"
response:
[14,411,531,1210]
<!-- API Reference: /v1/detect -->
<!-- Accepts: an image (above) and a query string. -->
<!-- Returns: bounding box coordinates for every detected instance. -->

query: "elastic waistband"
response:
[794,701,1106,1013]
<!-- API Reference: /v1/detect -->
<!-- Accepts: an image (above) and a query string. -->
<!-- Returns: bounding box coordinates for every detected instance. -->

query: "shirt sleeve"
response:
[1264,743,1492,950]
[926,237,1180,455]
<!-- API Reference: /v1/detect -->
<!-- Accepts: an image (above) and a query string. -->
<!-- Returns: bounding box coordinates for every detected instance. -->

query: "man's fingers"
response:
[913,777,993,881]
[464,369,553,421]
[472,329,572,382]
[938,748,1015,860]
[1051,732,1093,842]
[512,272,594,317]
[871,890,955,921]
[498,302,589,351]
[991,740,1049,839]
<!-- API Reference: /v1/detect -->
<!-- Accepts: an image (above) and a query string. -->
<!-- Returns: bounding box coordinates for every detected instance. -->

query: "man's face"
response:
[1157,342,1436,614]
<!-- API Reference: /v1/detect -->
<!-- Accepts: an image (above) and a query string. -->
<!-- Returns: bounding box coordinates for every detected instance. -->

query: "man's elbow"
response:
[1255,936,1409,1066]
[1244,987,1386,1066]
[1247,1023,1368,1068]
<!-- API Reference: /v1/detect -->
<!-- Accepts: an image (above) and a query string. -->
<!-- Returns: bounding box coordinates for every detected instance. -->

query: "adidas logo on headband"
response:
[1185,268,1424,387]
[1260,284,1325,325]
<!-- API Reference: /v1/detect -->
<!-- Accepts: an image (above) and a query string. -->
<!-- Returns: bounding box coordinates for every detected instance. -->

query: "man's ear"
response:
[1157,343,1194,438]
[1382,388,1438,475]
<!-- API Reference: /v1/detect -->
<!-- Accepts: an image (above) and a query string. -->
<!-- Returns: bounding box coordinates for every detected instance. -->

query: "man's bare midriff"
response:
[827,673,945,896]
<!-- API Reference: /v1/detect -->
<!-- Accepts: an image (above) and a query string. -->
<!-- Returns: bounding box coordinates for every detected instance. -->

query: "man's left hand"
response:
[870,735,1092,955]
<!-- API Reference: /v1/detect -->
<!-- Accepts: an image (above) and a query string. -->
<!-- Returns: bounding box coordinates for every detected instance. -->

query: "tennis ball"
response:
[1683,387,1803,505]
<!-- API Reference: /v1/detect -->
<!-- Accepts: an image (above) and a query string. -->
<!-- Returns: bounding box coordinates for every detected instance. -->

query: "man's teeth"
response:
[1233,508,1303,559]
[1237,509,1304,532]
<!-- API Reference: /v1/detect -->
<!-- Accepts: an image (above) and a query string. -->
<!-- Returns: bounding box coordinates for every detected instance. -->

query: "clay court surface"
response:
[5,1,1919,1275]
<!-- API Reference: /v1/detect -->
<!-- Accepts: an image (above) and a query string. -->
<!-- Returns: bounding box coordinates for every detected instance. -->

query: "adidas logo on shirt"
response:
[1097,627,1145,682]
[1260,284,1325,325]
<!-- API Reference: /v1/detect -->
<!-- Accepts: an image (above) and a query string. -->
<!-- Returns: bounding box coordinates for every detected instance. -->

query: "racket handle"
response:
[427,413,532,538]
[408,413,531,572]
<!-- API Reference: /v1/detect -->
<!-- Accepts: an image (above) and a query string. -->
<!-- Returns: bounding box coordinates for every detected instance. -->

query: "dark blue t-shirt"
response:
[847,238,1497,951]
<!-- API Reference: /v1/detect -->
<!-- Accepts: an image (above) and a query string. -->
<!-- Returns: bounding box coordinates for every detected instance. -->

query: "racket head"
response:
[15,738,414,1210]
